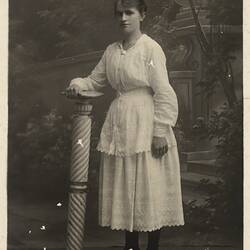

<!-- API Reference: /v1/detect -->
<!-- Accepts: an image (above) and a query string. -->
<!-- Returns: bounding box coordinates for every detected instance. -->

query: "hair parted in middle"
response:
[114,0,148,16]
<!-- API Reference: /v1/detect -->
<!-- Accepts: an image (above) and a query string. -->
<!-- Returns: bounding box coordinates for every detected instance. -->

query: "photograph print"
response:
[8,0,243,249]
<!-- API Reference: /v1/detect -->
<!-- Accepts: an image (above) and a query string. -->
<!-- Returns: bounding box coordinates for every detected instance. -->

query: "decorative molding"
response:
[172,25,242,37]
[15,50,104,78]
[171,4,242,37]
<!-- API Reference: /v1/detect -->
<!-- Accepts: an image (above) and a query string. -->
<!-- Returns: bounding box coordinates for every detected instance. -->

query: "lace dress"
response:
[70,34,185,231]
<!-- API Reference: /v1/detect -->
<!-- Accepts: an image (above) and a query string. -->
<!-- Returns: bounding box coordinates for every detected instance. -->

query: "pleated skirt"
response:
[98,147,185,232]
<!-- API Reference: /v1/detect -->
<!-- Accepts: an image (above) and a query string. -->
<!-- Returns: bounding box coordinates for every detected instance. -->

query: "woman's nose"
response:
[121,13,127,21]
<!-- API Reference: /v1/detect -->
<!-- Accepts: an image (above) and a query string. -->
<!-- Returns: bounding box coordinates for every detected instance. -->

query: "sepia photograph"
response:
[7,0,243,249]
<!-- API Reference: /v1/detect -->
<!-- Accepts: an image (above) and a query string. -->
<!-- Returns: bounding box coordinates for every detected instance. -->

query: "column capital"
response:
[61,90,104,115]
[62,90,104,102]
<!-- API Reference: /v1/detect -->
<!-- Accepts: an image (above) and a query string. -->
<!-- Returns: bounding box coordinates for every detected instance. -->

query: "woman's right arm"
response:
[67,47,109,94]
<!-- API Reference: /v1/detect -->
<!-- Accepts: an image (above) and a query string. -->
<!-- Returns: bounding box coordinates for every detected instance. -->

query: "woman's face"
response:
[115,1,144,35]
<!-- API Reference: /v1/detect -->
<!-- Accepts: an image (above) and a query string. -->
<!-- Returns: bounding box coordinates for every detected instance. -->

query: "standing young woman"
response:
[66,0,184,249]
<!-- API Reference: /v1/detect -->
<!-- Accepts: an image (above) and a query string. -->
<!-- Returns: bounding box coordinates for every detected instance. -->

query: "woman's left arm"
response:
[148,43,178,158]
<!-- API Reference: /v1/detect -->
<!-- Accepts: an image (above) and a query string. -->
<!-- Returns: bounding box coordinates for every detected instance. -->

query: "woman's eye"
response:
[125,10,134,15]
[115,9,135,17]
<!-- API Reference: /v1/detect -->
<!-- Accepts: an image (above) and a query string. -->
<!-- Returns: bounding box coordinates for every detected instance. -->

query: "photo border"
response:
[0,0,248,249]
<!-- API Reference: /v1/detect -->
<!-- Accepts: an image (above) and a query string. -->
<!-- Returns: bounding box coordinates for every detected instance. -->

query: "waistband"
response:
[116,87,153,98]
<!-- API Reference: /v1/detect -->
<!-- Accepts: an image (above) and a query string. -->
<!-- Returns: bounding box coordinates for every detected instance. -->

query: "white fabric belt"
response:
[116,87,153,98]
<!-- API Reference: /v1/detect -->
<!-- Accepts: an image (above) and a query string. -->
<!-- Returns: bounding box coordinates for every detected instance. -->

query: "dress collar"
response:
[117,33,146,51]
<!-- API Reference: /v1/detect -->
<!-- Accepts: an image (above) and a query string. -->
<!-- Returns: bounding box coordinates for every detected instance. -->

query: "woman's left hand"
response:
[151,136,168,159]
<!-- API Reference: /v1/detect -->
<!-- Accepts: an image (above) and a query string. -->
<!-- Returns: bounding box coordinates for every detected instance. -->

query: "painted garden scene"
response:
[8,0,243,249]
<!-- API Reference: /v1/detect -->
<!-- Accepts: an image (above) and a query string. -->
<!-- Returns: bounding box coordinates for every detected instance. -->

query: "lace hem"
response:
[97,147,151,157]
[99,221,185,232]
[96,144,177,157]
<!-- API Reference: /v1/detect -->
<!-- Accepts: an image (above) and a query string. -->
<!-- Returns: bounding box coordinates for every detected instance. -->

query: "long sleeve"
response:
[70,48,108,90]
[148,43,178,137]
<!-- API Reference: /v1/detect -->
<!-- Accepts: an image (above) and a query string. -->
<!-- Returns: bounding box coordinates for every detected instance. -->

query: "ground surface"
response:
[7,162,242,250]
[8,196,242,250]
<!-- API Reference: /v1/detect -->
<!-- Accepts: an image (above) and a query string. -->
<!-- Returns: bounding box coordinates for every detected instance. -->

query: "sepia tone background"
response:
[8,0,243,249]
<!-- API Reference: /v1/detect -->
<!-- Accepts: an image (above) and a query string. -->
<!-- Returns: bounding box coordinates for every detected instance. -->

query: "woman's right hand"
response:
[65,78,83,97]
[65,84,81,97]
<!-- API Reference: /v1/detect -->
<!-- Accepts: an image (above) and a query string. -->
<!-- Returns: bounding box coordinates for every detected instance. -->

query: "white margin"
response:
[0,0,8,249]
[244,0,250,248]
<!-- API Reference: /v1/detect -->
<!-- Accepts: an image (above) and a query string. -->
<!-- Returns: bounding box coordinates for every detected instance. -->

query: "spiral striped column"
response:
[66,101,93,250]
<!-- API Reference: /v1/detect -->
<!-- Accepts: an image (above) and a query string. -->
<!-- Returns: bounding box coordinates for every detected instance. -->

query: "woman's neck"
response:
[123,30,142,44]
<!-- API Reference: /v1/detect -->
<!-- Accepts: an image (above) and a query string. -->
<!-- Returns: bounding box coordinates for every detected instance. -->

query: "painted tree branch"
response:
[188,0,211,56]
[188,0,237,106]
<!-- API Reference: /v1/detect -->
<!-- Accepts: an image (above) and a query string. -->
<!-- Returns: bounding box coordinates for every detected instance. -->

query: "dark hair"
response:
[114,0,148,16]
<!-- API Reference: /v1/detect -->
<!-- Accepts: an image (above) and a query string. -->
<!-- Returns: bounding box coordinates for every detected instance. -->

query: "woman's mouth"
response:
[121,23,129,28]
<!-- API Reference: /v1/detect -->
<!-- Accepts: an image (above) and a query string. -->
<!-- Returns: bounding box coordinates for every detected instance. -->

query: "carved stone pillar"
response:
[62,90,103,250]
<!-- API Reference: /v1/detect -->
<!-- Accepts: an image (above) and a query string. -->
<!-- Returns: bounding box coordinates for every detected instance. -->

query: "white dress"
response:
[71,34,185,232]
